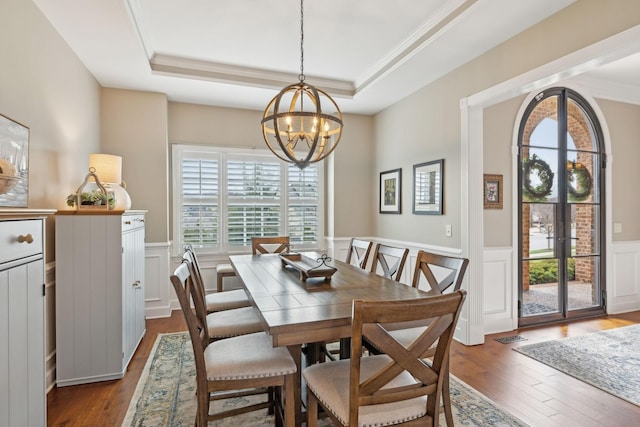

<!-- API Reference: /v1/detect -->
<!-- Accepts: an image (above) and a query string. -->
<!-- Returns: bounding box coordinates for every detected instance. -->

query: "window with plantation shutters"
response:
[172,144,323,255]
[226,156,282,246]
[288,165,319,243]
[178,151,220,249]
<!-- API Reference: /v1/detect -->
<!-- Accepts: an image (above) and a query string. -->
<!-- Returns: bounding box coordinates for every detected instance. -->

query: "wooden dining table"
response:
[229,251,429,426]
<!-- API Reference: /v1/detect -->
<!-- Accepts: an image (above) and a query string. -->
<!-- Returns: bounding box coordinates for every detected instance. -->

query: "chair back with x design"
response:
[412,250,469,295]
[251,236,290,255]
[370,243,409,282]
[345,238,373,270]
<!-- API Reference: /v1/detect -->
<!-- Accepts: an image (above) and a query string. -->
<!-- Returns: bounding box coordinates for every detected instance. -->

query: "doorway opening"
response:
[518,87,606,327]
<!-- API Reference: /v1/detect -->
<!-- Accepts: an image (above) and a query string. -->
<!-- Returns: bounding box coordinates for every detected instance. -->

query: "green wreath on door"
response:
[522,155,554,201]
[567,163,592,202]
[522,155,592,202]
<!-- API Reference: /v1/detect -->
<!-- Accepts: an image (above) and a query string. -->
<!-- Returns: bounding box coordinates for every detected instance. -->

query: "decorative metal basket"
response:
[74,167,115,211]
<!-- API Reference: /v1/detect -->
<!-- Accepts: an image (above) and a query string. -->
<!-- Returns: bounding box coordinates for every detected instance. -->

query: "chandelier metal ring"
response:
[260,0,344,169]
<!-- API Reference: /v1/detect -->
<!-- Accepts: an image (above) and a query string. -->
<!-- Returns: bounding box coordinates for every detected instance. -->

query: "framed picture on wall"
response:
[413,159,443,215]
[379,168,402,214]
[0,114,29,207]
[483,174,503,209]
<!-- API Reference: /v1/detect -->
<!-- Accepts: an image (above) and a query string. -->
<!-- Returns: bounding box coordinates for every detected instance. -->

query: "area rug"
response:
[122,332,528,426]
[514,324,640,406]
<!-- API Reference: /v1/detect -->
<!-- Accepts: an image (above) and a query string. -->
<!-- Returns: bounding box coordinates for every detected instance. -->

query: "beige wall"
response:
[168,102,375,241]
[1,0,101,378]
[599,99,640,241]
[375,88,463,247]
[0,0,101,255]
[101,88,169,243]
[373,0,640,249]
[482,96,524,247]
[330,113,375,238]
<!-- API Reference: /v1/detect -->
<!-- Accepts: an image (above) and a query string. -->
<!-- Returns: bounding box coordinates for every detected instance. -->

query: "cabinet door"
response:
[132,226,146,343]
[0,260,45,427]
[122,226,145,366]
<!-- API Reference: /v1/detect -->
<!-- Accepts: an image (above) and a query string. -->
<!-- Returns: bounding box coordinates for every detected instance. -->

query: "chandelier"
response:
[261,0,343,169]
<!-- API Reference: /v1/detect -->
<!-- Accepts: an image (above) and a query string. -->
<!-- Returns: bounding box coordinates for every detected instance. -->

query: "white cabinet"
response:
[55,210,146,386]
[0,211,52,427]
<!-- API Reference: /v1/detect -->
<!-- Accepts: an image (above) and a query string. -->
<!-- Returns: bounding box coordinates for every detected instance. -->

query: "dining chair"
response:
[215,262,237,292]
[411,250,469,296]
[369,243,409,282]
[251,235,290,254]
[170,260,296,426]
[214,234,289,301]
[303,291,467,427]
[385,250,469,426]
[345,238,373,270]
[184,245,251,312]
[322,241,400,362]
[183,251,264,341]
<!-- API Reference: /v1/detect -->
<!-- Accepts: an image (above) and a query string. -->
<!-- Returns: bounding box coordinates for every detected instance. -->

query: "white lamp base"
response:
[109,184,132,210]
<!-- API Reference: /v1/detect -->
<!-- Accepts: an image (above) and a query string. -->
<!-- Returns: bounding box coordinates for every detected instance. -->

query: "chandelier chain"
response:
[260,0,343,169]
[299,0,305,82]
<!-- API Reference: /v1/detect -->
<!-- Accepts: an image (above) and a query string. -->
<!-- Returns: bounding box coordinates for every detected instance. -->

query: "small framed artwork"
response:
[379,168,401,214]
[0,114,29,207]
[483,174,503,209]
[413,159,443,215]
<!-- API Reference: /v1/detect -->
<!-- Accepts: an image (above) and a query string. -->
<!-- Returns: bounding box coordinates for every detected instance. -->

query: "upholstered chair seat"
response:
[206,332,297,381]
[216,263,239,293]
[206,306,263,340]
[206,288,251,312]
[304,354,429,426]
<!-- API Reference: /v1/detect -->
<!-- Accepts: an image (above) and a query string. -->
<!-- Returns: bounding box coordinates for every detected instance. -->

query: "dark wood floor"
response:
[47,311,640,426]
[47,312,187,427]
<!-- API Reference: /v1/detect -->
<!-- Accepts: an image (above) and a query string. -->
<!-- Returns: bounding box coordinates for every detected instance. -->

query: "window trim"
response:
[171,144,324,256]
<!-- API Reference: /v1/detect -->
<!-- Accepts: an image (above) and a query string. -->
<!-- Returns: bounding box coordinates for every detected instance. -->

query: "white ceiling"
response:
[32,0,640,115]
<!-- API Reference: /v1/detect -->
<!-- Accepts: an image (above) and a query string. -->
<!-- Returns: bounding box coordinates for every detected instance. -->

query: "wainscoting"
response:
[610,240,640,313]
[156,238,640,337]
[483,247,516,334]
[144,242,171,319]
[43,238,640,391]
[481,242,640,335]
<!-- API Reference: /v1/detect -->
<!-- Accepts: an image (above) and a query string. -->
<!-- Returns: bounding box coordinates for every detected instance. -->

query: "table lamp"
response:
[89,153,132,210]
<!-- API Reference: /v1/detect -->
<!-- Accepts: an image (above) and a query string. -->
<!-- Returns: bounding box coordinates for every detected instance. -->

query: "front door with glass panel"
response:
[518,88,606,327]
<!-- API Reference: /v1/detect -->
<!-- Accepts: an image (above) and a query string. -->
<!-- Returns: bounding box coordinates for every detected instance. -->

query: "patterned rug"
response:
[514,324,640,406]
[122,332,529,426]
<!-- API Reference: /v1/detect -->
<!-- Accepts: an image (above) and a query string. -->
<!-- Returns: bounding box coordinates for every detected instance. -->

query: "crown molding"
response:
[150,54,355,98]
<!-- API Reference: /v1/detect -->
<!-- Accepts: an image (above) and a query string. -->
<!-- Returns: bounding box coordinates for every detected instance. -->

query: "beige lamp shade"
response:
[89,153,122,184]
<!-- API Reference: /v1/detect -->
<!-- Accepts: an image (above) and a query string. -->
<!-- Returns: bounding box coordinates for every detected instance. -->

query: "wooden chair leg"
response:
[268,386,275,415]
[285,374,295,427]
[274,386,282,427]
[306,387,318,427]
[217,273,224,292]
[442,359,454,427]
[197,388,209,427]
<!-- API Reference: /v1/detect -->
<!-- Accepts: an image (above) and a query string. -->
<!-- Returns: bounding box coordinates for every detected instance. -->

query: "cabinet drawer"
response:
[122,214,145,232]
[0,219,43,264]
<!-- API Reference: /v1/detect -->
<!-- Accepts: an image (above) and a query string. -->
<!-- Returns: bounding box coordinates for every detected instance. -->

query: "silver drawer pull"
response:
[18,234,34,244]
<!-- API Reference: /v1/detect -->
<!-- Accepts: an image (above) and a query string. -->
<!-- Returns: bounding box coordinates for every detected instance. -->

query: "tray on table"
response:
[279,253,337,282]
